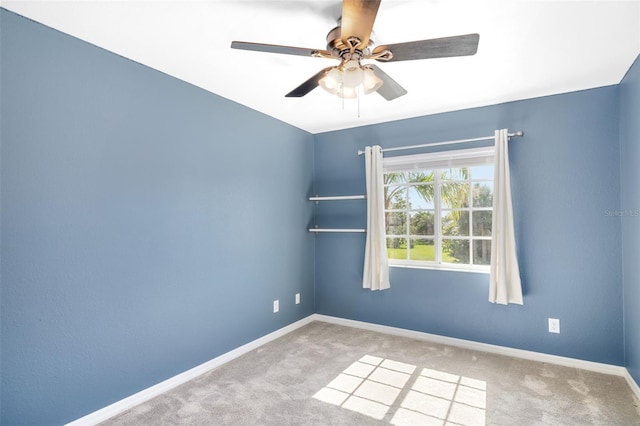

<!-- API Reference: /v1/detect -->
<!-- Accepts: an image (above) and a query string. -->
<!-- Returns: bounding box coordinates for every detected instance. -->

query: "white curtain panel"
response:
[363,145,390,291]
[489,129,523,304]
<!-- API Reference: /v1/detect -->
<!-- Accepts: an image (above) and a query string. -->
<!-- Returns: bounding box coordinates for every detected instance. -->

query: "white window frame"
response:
[383,146,495,273]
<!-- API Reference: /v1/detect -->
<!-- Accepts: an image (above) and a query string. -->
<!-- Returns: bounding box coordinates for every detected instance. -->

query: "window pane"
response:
[442,239,470,264]
[410,211,434,236]
[442,211,469,236]
[385,185,406,210]
[441,168,468,181]
[409,239,435,261]
[407,170,435,183]
[387,238,407,260]
[385,212,406,235]
[441,183,469,208]
[384,164,493,270]
[472,211,492,236]
[385,173,406,186]
[470,165,494,180]
[408,185,434,209]
[472,182,493,207]
[473,240,491,265]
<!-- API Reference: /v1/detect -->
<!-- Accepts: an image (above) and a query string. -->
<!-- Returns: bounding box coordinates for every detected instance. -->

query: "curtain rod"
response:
[357,130,524,156]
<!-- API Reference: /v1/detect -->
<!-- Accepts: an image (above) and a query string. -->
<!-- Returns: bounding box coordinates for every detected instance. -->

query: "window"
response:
[383,147,494,271]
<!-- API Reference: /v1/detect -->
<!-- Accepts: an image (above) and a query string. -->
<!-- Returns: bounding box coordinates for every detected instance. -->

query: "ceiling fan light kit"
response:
[231,0,479,102]
[319,60,383,99]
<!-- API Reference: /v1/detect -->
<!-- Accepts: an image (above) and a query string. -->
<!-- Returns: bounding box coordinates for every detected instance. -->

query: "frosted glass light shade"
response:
[319,67,342,95]
[341,60,364,88]
[319,61,381,99]
[362,68,383,94]
[339,85,358,99]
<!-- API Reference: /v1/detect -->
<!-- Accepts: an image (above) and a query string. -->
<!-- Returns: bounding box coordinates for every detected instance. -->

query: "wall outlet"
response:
[295,293,300,305]
[548,318,560,334]
[273,300,279,313]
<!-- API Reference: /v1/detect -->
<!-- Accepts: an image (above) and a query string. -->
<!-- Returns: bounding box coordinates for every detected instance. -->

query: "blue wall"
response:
[0,9,314,425]
[620,54,640,384]
[314,86,624,366]
[1,6,638,425]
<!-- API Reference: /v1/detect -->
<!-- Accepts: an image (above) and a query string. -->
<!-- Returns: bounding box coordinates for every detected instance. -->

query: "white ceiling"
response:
[2,1,639,134]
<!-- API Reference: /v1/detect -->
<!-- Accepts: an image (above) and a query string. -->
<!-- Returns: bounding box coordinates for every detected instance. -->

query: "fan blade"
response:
[285,67,334,97]
[373,34,479,62]
[341,0,381,49]
[231,41,332,58]
[368,64,407,101]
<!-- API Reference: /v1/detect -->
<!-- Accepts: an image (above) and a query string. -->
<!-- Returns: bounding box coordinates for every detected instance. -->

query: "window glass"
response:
[410,211,434,236]
[408,185,435,209]
[441,183,470,208]
[410,239,436,261]
[442,211,470,237]
[472,183,493,207]
[385,212,406,235]
[472,211,492,236]
[470,165,494,180]
[407,171,435,183]
[441,167,468,181]
[473,240,492,265]
[384,160,494,270]
[387,238,407,260]
[442,239,470,264]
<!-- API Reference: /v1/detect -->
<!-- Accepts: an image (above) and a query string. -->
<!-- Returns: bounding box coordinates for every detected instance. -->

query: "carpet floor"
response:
[102,321,640,425]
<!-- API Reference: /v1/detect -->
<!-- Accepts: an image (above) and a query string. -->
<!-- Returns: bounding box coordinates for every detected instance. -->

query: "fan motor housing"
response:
[326,26,373,57]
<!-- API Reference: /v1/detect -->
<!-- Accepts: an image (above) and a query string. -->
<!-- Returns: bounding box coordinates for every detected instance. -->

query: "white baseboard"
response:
[65,315,316,426]
[624,368,640,402]
[313,314,628,377]
[68,312,639,425]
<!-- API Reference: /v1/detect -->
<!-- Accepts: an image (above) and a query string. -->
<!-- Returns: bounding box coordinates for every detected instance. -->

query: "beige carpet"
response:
[102,321,640,425]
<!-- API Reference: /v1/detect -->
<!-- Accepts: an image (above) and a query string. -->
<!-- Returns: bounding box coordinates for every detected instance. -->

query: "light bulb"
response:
[362,67,383,94]
[319,67,342,95]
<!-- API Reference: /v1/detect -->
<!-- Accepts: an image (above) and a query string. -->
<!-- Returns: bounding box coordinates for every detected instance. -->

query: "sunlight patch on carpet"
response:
[313,355,486,425]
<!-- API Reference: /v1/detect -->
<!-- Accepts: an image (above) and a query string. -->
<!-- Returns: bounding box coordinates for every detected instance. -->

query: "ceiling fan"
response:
[231,0,479,101]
